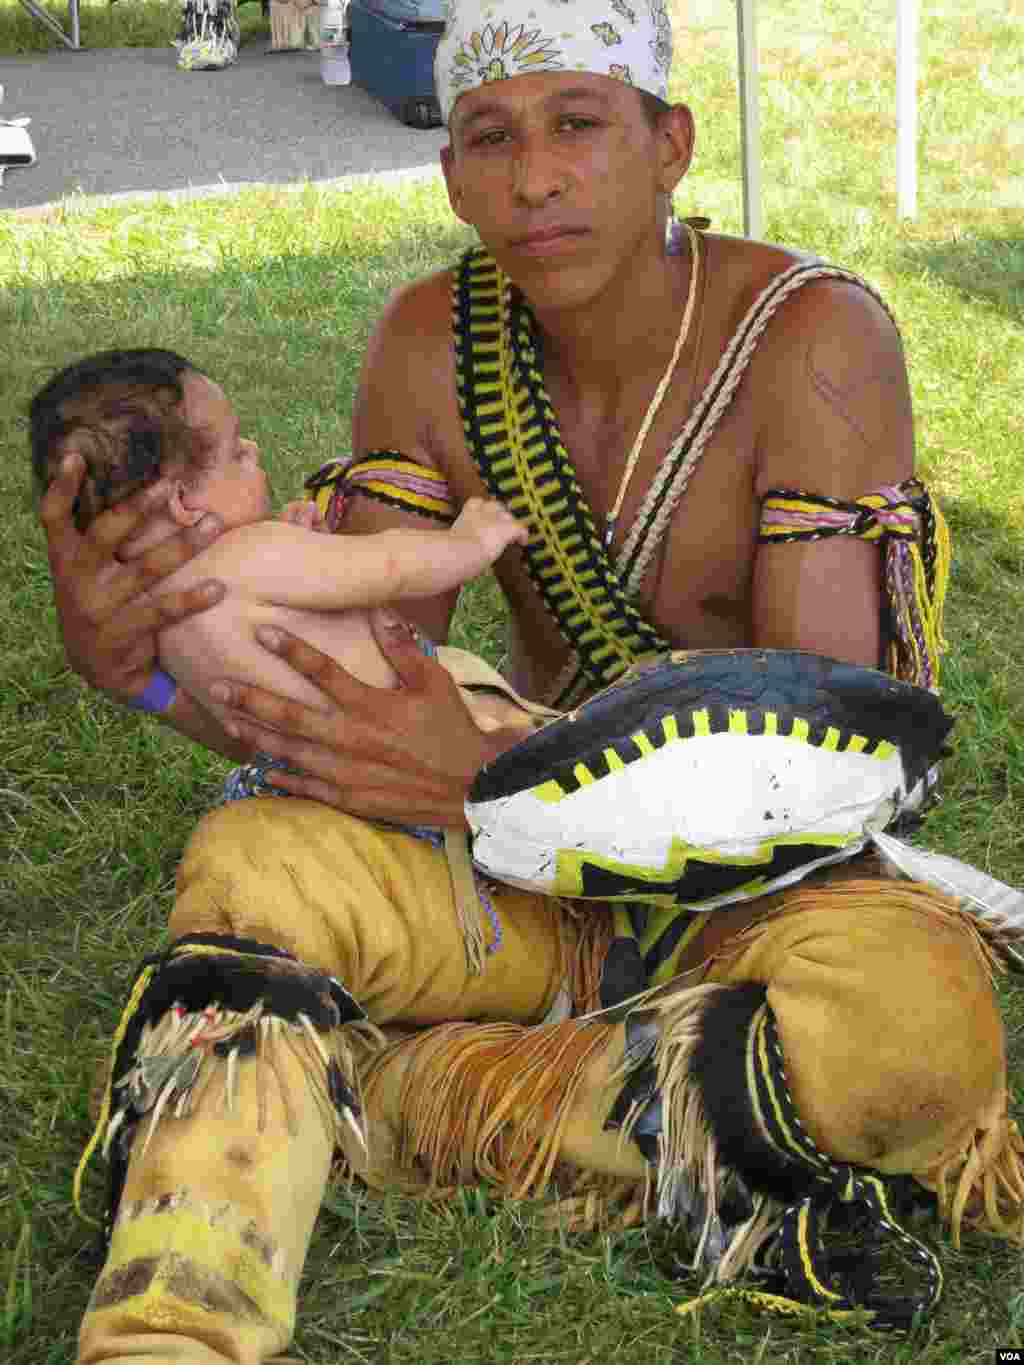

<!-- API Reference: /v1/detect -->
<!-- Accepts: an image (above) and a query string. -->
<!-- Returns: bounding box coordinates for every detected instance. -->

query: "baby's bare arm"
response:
[198,502,525,612]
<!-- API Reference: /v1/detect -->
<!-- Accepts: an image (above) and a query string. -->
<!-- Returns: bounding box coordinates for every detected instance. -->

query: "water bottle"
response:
[320,0,351,85]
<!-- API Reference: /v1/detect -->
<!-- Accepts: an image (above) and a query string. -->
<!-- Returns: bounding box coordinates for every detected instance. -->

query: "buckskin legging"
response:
[77,795,1017,1364]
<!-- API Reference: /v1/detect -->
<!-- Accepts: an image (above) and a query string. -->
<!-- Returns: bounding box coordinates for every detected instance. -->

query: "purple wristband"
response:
[128,669,177,714]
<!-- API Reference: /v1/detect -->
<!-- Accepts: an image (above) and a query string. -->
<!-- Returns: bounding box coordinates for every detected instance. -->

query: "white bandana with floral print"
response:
[434,0,673,124]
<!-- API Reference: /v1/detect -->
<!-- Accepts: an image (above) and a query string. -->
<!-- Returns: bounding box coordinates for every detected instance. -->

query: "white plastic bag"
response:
[0,117,36,185]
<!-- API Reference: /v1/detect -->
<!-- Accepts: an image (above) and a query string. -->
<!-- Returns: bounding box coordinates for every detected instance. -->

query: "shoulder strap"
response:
[453,246,673,707]
[452,246,897,707]
[618,261,896,597]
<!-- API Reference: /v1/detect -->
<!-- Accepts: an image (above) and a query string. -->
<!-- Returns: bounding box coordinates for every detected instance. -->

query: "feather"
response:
[869,831,1024,971]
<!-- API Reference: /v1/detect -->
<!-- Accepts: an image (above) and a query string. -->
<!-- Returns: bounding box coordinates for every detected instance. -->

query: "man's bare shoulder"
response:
[372,267,457,357]
[707,230,900,349]
[728,245,914,499]
[705,232,810,302]
[353,266,463,475]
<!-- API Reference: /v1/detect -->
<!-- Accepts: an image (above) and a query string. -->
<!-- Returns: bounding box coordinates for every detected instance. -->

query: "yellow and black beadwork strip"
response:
[453,246,671,707]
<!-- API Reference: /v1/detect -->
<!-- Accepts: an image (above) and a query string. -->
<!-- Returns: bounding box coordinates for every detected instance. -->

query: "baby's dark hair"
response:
[29,348,209,531]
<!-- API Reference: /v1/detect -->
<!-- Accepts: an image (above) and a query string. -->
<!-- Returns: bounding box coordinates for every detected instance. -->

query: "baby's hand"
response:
[452,497,527,560]
[280,500,327,533]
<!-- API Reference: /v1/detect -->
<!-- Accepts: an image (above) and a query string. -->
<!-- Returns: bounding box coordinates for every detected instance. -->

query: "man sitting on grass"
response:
[39,3,1024,1361]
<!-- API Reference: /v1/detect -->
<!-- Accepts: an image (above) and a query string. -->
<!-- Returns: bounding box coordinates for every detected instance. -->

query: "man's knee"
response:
[170,797,357,966]
[768,901,1006,1175]
[708,880,1009,1177]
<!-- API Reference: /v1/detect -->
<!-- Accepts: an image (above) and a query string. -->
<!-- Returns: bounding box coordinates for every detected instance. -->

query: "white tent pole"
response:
[896,0,918,218]
[736,0,763,238]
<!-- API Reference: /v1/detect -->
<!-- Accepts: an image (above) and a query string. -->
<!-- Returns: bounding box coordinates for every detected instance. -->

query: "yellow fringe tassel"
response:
[886,499,951,690]
[536,1171,647,1233]
[934,1116,1024,1247]
[443,830,488,973]
[560,900,617,1017]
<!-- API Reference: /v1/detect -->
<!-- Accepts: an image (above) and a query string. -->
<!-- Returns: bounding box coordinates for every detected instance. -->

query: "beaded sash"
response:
[453,245,668,707]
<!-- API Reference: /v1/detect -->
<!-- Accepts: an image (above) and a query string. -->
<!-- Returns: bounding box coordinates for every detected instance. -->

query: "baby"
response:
[30,348,545,738]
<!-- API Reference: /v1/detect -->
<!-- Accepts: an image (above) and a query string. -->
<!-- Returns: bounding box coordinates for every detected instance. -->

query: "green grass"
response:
[2,0,1024,1360]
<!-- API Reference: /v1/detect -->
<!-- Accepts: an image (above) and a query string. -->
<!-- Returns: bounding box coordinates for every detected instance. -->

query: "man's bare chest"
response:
[424,235,797,688]
[437,361,761,695]
[541,393,759,632]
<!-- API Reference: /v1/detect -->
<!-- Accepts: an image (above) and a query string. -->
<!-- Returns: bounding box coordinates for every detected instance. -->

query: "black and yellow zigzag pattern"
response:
[453,247,671,707]
[527,703,897,805]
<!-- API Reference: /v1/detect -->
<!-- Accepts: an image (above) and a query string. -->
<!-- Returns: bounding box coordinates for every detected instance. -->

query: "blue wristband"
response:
[128,669,177,715]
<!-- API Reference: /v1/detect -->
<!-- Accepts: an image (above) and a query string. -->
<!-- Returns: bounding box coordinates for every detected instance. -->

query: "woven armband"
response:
[758,478,951,691]
[304,451,456,531]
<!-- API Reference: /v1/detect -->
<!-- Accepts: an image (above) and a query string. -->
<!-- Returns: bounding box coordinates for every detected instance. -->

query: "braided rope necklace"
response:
[603,222,701,551]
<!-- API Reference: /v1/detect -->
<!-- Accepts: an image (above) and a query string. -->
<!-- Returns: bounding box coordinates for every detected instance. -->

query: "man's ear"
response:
[657,104,696,197]
[441,142,469,224]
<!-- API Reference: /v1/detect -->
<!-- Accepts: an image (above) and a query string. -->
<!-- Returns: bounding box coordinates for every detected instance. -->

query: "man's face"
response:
[442,72,692,309]
[172,372,270,531]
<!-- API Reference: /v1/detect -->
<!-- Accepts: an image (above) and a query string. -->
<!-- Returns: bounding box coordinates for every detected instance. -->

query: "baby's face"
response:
[111,372,270,554]
[173,372,269,530]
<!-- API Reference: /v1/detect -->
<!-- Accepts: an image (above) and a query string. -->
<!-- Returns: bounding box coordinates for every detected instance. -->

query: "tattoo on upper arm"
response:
[805,346,909,451]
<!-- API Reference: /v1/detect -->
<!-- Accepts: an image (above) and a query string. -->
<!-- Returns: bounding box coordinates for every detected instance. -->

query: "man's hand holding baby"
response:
[211,615,512,828]
[40,452,227,703]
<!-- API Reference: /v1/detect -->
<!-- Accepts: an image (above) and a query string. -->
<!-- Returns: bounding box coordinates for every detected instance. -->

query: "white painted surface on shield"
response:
[467,733,906,892]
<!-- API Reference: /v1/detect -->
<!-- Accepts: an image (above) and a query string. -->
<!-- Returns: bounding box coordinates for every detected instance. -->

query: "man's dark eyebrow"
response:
[546,87,613,110]
[457,100,509,131]
[457,86,612,132]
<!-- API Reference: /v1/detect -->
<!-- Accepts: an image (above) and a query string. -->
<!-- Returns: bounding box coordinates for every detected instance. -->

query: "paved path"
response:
[0,42,448,211]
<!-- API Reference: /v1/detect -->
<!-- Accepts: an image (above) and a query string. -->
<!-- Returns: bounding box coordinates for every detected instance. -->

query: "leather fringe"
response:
[560,901,617,1017]
[934,1115,1024,1247]
[617,984,725,1257]
[361,1018,614,1200]
[536,1170,648,1233]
